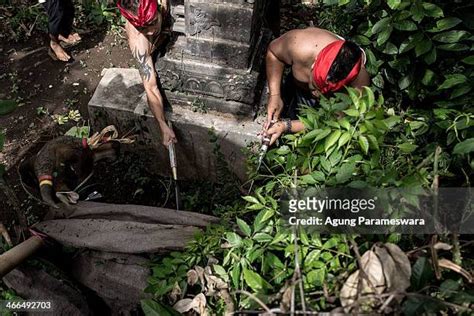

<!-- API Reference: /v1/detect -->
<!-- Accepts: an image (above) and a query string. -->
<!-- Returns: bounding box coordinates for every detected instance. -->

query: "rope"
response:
[87,125,135,149]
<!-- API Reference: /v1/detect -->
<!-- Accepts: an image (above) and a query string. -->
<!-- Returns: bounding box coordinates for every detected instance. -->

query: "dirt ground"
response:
[0,26,138,232]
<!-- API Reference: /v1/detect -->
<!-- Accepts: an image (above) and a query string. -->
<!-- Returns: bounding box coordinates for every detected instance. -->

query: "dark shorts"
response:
[43,0,75,37]
[281,72,317,120]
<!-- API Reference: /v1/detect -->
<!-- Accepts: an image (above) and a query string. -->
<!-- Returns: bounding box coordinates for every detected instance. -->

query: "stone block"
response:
[89,68,260,182]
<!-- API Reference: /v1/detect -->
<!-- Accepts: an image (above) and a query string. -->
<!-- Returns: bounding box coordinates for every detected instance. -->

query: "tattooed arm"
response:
[126,21,176,146]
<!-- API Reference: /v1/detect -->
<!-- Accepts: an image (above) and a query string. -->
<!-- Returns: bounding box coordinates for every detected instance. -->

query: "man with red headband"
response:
[264,27,370,145]
[117,0,176,146]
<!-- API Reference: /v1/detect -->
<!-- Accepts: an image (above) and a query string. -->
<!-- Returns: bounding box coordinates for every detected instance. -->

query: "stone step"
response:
[89,68,262,181]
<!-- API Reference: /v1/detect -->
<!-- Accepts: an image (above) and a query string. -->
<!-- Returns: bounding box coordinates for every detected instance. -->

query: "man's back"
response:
[269,27,341,85]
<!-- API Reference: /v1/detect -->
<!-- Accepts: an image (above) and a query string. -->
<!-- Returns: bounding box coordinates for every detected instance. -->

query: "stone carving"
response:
[222,74,255,103]
[159,70,181,91]
[188,6,221,36]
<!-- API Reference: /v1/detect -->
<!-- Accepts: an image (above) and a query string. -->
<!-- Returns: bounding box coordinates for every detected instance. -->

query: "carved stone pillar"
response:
[157,0,273,117]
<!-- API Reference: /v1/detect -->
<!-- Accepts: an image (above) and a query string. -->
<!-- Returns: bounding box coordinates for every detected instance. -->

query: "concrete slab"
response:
[89,68,261,181]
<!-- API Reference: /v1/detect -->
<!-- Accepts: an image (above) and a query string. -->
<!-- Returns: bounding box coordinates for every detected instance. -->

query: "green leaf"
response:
[422,3,443,18]
[236,218,252,237]
[382,42,399,55]
[461,56,474,65]
[243,196,260,205]
[398,74,412,90]
[363,87,375,109]
[0,100,18,116]
[427,17,462,32]
[353,35,371,46]
[421,69,435,86]
[325,130,341,152]
[65,126,91,138]
[415,38,432,57]
[438,74,467,90]
[226,232,242,247]
[387,0,401,10]
[432,30,469,43]
[410,2,425,22]
[253,232,273,243]
[372,17,391,34]
[450,85,472,99]
[343,109,359,117]
[306,269,325,286]
[393,20,417,31]
[367,134,380,151]
[140,299,179,316]
[411,256,434,291]
[377,27,393,46]
[437,43,469,51]
[358,135,369,155]
[243,269,271,291]
[336,162,356,183]
[453,138,474,155]
[338,131,352,148]
[423,47,437,65]
[398,142,418,153]
[339,118,351,130]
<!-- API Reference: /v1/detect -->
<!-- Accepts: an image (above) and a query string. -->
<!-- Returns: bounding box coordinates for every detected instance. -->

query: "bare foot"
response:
[50,40,70,61]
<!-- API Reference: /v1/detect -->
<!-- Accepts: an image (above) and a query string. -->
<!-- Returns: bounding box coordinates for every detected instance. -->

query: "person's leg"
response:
[57,0,81,43]
[44,0,71,61]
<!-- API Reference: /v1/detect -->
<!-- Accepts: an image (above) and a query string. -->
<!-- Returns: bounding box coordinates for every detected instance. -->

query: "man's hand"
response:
[267,121,287,145]
[160,123,177,146]
[264,95,284,131]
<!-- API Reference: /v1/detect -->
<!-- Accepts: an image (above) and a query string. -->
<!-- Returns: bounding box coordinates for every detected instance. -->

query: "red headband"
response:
[117,0,158,28]
[312,40,362,95]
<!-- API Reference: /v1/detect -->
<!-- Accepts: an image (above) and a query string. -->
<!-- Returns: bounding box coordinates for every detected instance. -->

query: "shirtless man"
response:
[264,27,370,145]
[117,0,176,146]
[43,0,81,61]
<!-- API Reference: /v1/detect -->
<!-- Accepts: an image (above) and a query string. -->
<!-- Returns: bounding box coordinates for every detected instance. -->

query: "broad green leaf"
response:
[398,74,412,90]
[437,43,469,51]
[236,218,252,237]
[398,142,418,153]
[353,35,371,46]
[432,30,469,43]
[427,17,462,32]
[387,0,401,10]
[306,269,325,286]
[243,196,260,205]
[325,130,341,152]
[225,232,242,247]
[438,74,467,90]
[367,134,380,151]
[372,17,391,34]
[358,135,369,155]
[415,38,432,57]
[347,87,360,109]
[336,162,356,183]
[253,232,273,243]
[461,56,474,65]
[393,20,417,31]
[339,117,351,130]
[411,256,434,291]
[301,174,317,185]
[0,100,18,116]
[231,265,241,289]
[213,265,229,282]
[312,171,326,182]
[423,47,437,64]
[140,299,179,316]
[399,36,416,53]
[382,42,399,55]
[450,86,472,99]
[421,69,435,86]
[377,27,393,46]
[243,269,270,291]
[338,131,352,148]
[343,109,359,117]
[453,138,474,155]
[364,87,375,109]
[410,2,425,22]
[422,3,443,18]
